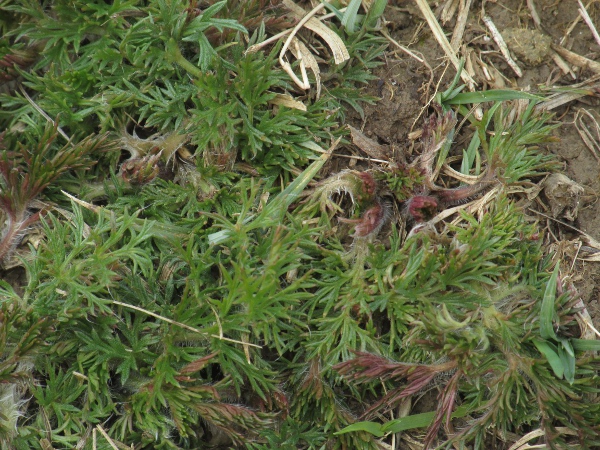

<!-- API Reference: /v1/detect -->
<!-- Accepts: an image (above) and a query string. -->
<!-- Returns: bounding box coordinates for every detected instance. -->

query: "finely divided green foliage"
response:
[188,47,339,173]
[0,0,350,176]
[482,102,560,183]
[1,1,600,450]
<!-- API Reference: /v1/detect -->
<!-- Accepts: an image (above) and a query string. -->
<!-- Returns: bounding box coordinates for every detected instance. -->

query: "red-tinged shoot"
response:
[121,154,161,185]
[356,203,386,237]
[436,175,495,207]
[354,171,377,203]
[405,195,438,222]
[405,172,496,223]
[0,48,38,83]
[340,203,387,237]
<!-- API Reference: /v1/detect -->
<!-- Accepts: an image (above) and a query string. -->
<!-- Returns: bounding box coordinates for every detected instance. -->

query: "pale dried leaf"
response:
[348,125,388,159]
[289,37,322,97]
[574,108,600,162]
[282,0,350,64]
[413,0,476,89]
[441,161,487,183]
[269,93,308,111]
[552,43,600,74]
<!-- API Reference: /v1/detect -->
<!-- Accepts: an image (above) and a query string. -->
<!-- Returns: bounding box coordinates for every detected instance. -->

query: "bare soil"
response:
[351,0,600,327]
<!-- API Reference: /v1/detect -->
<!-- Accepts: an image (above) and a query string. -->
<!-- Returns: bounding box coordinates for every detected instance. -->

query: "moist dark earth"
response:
[350,0,600,327]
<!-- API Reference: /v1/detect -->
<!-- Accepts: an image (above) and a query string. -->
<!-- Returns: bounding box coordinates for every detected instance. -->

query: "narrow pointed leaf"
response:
[571,338,600,351]
[333,421,384,437]
[534,339,564,379]
[558,342,576,384]
[540,264,560,340]
[446,90,543,105]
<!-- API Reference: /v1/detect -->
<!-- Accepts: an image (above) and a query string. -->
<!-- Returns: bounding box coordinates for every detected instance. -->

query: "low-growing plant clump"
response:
[1,1,600,449]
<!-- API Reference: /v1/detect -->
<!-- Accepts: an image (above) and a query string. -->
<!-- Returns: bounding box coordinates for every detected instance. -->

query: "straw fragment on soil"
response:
[413,0,476,89]
[481,16,523,77]
[552,44,600,75]
[450,0,474,51]
[348,125,389,160]
[508,427,578,450]
[574,108,600,163]
[537,77,600,111]
[578,0,600,49]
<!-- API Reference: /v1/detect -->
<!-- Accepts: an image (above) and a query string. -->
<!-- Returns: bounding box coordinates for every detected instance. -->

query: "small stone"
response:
[503,28,552,67]
[543,173,585,221]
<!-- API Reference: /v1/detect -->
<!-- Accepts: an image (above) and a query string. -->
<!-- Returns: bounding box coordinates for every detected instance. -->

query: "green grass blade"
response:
[533,339,564,379]
[341,0,363,33]
[571,338,600,351]
[558,340,576,384]
[445,90,544,105]
[382,405,470,433]
[333,421,384,437]
[335,406,471,437]
[257,148,332,223]
[364,0,387,28]
[208,143,333,245]
[540,264,560,340]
